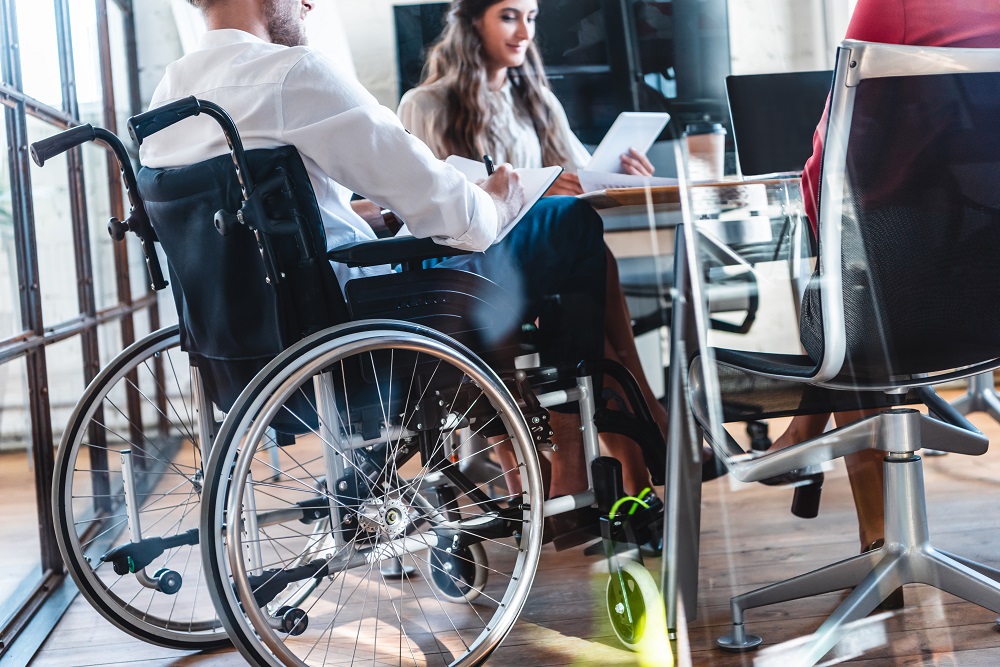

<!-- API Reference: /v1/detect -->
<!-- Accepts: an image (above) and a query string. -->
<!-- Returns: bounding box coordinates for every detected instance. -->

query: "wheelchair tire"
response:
[201,320,544,667]
[53,325,228,649]
[606,560,665,652]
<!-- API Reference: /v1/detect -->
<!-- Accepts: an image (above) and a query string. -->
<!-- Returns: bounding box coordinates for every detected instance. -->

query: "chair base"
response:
[718,452,1000,665]
[951,371,1000,423]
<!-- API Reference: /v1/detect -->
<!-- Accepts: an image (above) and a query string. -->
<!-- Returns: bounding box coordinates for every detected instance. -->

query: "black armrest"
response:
[328,236,472,268]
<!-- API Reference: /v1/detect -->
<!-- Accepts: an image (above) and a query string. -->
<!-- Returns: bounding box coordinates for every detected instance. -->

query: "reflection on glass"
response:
[27,116,81,328]
[0,116,17,339]
[69,0,104,123]
[15,0,62,108]
[0,357,41,612]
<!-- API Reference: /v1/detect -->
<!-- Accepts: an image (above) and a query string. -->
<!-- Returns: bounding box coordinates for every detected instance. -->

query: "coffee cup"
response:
[683,121,727,182]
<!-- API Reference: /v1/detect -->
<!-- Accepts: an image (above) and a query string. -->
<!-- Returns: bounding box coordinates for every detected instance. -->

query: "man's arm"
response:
[278,51,514,251]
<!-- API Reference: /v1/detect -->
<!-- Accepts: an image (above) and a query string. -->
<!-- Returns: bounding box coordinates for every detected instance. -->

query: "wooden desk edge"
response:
[580,177,796,210]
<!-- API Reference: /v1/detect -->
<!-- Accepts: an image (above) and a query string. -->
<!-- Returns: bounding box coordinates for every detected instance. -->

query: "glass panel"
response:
[46,335,85,447]
[0,356,41,612]
[27,116,81,328]
[15,0,63,108]
[97,321,122,373]
[69,0,104,125]
[0,117,18,338]
[106,2,133,134]
[81,143,119,312]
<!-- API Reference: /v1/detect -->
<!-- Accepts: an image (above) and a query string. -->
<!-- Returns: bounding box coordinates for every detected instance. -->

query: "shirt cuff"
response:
[434,186,499,252]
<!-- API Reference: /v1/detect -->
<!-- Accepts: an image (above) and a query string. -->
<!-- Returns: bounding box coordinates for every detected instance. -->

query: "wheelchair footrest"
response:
[100,528,200,575]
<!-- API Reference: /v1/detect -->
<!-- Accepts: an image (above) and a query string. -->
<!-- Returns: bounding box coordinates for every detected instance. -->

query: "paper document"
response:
[577,170,677,195]
[443,155,562,242]
[586,111,671,174]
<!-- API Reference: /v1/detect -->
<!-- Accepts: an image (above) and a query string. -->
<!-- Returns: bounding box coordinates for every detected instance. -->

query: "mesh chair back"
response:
[138,146,347,410]
[810,42,1000,382]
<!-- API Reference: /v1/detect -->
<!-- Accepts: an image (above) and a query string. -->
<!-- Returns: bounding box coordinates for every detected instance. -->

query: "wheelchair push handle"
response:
[30,124,96,167]
[128,96,202,146]
[128,97,255,197]
[28,125,169,292]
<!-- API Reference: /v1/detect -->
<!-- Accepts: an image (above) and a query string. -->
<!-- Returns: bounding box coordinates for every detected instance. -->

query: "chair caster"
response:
[429,542,488,603]
[607,560,665,652]
[717,623,763,652]
[275,606,308,636]
[153,568,182,595]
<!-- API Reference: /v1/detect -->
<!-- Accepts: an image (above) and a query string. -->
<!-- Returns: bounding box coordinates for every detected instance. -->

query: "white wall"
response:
[728,0,855,75]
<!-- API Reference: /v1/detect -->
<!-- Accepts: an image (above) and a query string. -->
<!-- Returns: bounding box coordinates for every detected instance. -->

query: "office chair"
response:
[950,371,1000,424]
[662,40,1000,665]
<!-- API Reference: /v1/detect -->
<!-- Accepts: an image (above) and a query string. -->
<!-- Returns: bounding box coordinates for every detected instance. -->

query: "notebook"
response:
[443,155,563,242]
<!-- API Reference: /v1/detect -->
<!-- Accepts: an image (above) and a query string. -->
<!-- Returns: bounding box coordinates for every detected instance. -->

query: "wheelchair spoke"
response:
[205,329,541,666]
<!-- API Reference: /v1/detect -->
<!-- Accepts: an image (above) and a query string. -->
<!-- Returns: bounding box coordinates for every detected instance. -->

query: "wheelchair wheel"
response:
[53,326,227,649]
[202,321,544,667]
[607,560,665,652]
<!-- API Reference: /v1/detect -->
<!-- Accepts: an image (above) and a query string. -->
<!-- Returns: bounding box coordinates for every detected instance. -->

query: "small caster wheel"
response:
[430,542,488,603]
[276,606,308,636]
[607,561,665,652]
[153,568,183,595]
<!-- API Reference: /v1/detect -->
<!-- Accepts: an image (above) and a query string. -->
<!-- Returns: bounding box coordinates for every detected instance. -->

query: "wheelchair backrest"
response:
[138,146,348,411]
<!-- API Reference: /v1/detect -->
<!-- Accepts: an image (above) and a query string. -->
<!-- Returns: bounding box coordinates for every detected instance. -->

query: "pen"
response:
[483,154,495,176]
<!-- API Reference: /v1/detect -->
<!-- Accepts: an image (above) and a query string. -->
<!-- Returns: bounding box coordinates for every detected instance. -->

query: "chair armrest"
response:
[327,236,471,268]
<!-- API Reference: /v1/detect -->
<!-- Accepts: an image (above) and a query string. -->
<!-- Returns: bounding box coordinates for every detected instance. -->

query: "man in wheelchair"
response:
[36,0,678,663]
[142,0,668,503]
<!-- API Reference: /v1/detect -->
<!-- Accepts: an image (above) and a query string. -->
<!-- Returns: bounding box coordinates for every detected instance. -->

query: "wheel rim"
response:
[204,326,544,667]
[54,327,225,647]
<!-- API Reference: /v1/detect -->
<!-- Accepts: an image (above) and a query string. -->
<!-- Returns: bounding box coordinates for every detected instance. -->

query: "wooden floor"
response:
[24,389,1000,666]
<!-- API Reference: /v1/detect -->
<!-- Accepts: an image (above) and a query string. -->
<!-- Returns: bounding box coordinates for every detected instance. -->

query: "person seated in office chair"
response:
[770,0,1000,561]
[143,0,656,503]
[398,0,674,495]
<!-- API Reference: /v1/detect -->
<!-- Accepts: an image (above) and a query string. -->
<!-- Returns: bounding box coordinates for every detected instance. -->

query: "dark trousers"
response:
[438,196,607,373]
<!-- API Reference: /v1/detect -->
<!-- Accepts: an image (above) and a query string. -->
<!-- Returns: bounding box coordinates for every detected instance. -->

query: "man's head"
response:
[187,0,312,47]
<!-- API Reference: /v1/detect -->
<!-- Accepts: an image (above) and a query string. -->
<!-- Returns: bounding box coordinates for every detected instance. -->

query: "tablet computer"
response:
[586,112,671,174]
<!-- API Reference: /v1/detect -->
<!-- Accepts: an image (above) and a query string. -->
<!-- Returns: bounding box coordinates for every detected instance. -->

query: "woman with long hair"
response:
[398,0,654,196]
[398,0,673,503]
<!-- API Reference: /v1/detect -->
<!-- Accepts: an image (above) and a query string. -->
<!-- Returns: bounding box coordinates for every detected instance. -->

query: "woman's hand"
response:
[619,147,655,177]
[544,171,584,197]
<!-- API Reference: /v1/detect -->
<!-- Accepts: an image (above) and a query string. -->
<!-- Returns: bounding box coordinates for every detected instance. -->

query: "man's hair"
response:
[186,0,214,8]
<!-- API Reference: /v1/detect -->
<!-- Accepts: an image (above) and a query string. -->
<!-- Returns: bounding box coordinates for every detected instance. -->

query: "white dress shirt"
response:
[139,29,499,286]
[397,79,592,170]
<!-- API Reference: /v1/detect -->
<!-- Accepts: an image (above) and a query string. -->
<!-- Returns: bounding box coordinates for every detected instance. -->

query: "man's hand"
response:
[545,172,584,197]
[619,147,655,176]
[480,163,525,236]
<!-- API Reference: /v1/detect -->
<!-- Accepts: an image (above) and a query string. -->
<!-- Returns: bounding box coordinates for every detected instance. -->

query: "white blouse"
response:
[398,79,592,171]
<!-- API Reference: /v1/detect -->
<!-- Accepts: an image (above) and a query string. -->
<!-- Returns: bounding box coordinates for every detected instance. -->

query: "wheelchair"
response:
[33,97,671,664]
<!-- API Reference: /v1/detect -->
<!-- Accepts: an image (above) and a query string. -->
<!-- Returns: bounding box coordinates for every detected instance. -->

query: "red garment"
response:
[800,0,1000,237]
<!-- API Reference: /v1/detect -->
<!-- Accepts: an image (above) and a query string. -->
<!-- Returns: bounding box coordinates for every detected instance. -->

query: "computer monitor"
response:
[726,70,832,177]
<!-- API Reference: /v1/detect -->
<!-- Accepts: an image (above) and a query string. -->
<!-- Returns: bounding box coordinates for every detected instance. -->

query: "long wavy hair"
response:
[421,0,571,166]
